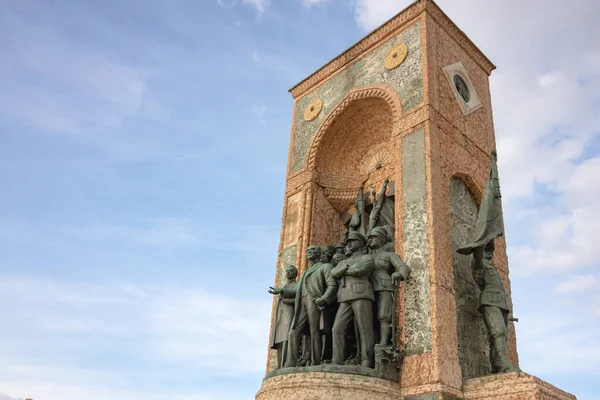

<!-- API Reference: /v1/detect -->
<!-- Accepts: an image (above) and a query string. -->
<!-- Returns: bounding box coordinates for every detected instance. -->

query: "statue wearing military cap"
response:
[367,226,410,345]
[330,231,376,368]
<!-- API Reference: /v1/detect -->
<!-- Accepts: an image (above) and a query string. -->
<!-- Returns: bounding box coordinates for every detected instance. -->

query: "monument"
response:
[256,1,577,399]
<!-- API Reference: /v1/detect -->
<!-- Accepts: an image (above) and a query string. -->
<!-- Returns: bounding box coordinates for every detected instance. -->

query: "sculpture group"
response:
[269,179,407,372]
[268,152,519,377]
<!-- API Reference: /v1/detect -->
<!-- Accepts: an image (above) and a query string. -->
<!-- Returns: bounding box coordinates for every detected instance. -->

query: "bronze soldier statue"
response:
[472,241,520,373]
[367,226,410,345]
[320,244,337,363]
[457,150,520,373]
[284,245,337,367]
[334,241,347,255]
[268,265,299,368]
[331,252,346,267]
[321,245,336,263]
[330,232,376,368]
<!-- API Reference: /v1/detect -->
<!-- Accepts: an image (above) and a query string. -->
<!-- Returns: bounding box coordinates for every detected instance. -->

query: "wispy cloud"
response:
[242,0,271,14]
[301,0,329,8]
[0,276,271,400]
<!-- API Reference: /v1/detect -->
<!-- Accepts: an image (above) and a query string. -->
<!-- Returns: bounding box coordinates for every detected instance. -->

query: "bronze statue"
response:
[321,244,336,263]
[348,187,366,236]
[284,245,337,368]
[330,231,376,368]
[268,265,299,368]
[457,150,520,373]
[335,241,346,255]
[367,226,410,345]
[331,252,346,267]
[472,242,519,373]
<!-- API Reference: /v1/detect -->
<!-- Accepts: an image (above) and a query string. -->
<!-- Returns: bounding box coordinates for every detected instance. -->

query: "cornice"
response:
[289,0,425,99]
[288,0,495,99]
[424,0,496,75]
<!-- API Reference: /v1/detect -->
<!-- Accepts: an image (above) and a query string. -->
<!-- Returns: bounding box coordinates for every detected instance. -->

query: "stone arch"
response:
[306,84,403,173]
[303,84,403,248]
[452,172,483,206]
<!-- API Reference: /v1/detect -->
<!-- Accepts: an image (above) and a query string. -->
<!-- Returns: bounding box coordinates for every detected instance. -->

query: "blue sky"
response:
[0,0,599,399]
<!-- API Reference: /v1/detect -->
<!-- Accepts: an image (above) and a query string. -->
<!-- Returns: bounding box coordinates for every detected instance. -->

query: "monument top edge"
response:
[288,0,496,99]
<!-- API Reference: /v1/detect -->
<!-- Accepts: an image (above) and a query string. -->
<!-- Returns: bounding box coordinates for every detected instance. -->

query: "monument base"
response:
[256,371,577,400]
[256,371,402,400]
[463,372,576,400]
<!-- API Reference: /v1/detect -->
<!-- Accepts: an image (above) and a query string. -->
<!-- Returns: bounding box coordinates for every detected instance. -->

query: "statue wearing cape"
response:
[457,150,503,255]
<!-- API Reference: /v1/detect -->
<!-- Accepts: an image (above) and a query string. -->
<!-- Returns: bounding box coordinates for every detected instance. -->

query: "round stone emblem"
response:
[384,43,408,70]
[453,74,470,103]
[303,98,323,121]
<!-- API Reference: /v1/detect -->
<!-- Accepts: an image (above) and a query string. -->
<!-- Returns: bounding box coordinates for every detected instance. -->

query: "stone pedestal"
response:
[256,372,402,400]
[463,373,576,400]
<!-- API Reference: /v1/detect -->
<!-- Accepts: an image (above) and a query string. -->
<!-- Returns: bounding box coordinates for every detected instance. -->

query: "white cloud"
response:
[353,0,402,31]
[301,0,328,7]
[0,276,271,399]
[556,275,600,294]
[517,312,600,375]
[242,0,271,14]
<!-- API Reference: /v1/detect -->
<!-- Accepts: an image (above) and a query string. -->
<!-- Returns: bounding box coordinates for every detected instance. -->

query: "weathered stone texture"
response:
[402,128,432,355]
[256,372,402,400]
[450,178,491,378]
[289,20,424,175]
[463,372,576,400]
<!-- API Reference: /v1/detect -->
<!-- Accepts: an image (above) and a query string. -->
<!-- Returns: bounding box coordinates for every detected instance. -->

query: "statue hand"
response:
[313,297,327,307]
[392,272,406,283]
[268,287,283,295]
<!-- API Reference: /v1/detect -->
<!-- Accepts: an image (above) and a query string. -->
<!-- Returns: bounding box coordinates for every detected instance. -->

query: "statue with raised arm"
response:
[349,187,366,236]
[369,178,390,229]
[330,232,376,368]
[457,150,520,373]
[268,265,299,368]
[284,246,337,368]
[367,226,410,345]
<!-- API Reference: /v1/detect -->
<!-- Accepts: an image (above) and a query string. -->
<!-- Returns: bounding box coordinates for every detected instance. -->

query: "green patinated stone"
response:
[289,21,424,174]
[401,128,432,355]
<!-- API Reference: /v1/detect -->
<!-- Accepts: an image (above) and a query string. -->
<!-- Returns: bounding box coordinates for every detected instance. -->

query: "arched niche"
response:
[305,86,401,246]
[450,176,491,378]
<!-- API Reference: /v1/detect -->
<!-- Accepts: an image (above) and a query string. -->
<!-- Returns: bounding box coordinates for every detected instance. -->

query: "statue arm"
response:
[280,286,298,298]
[281,298,295,305]
[322,265,339,305]
[345,257,375,277]
[369,178,389,228]
[471,246,485,289]
[330,264,347,280]
[390,253,410,281]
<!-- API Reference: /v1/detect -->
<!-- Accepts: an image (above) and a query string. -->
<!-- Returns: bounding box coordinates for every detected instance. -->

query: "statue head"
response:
[367,226,388,250]
[331,253,346,267]
[335,241,346,254]
[321,245,335,262]
[345,231,367,254]
[285,265,298,280]
[306,245,322,262]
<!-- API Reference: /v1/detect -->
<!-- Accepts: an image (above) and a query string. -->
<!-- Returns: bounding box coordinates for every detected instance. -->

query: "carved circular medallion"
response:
[384,43,408,70]
[453,74,471,103]
[303,98,323,121]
